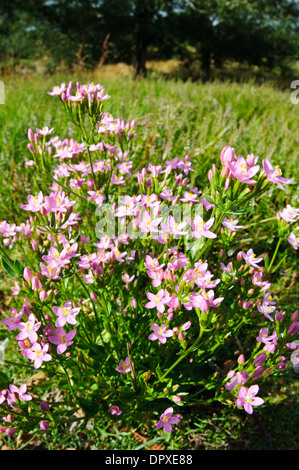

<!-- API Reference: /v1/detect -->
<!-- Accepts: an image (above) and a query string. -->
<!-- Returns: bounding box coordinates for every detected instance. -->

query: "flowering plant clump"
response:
[0,81,298,446]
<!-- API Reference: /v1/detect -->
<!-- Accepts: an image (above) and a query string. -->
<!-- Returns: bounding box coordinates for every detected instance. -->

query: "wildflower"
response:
[116,357,131,373]
[148,323,173,344]
[36,126,54,136]
[222,217,244,232]
[27,342,52,369]
[262,158,290,190]
[227,156,260,184]
[235,385,264,414]
[156,407,181,432]
[109,406,122,416]
[160,215,188,237]
[136,210,162,233]
[47,83,66,96]
[16,313,41,343]
[52,301,80,327]
[1,308,23,331]
[257,302,276,322]
[225,371,248,391]
[278,204,299,223]
[40,421,50,430]
[256,328,277,352]
[241,249,263,268]
[145,289,172,314]
[21,191,44,212]
[7,384,32,404]
[10,282,20,296]
[147,268,165,287]
[220,146,236,165]
[144,254,165,271]
[287,232,299,250]
[48,327,76,354]
[188,215,217,239]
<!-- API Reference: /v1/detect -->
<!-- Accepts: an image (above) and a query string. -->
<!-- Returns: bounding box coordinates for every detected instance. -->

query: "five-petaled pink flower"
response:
[145,289,171,314]
[7,384,32,406]
[156,407,181,432]
[148,323,173,344]
[116,357,131,373]
[48,327,76,354]
[52,300,80,327]
[262,158,290,191]
[27,343,52,369]
[227,156,260,185]
[16,313,41,343]
[109,406,122,416]
[21,191,44,212]
[188,215,217,239]
[241,248,263,268]
[235,385,264,414]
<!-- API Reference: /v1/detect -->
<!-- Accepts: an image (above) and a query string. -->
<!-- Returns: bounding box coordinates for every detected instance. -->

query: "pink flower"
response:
[47,83,66,96]
[278,204,299,223]
[235,385,264,414]
[21,191,44,212]
[16,313,41,343]
[1,308,23,331]
[145,289,171,314]
[52,301,80,327]
[144,254,165,271]
[40,420,50,430]
[160,215,188,237]
[156,407,181,432]
[147,268,164,287]
[109,406,122,416]
[227,156,260,184]
[116,357,131,373]
[36,126,54,136]
[222,217,243,232]
[257,302,276,322]
[148,323,173,344]
[220,146,236,165]
[241,249,263,268]
[27,342,52,369]
[287,233,299,250]
[225,371,248,391]
[136,210,162,233]
[10,282,20,296]
[262,158,290,191]
[48,327,76,354]
[7,384,32,404]
[188,215,217,239]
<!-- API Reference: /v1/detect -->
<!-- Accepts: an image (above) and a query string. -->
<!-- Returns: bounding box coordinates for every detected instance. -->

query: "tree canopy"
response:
[1,0,299,78]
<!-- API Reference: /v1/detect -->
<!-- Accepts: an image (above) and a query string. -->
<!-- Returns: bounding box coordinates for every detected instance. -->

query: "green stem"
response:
[158,328,204,383]
[267,237,282,273]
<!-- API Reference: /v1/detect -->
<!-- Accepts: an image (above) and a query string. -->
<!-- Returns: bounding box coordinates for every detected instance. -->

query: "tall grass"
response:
[0,69,298,222]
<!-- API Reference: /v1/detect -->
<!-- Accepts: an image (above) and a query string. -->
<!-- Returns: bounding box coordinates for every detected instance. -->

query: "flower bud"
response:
[291,310,298,321]
[23,267,32,281]
[237,354,245,364]
[254,353,267,366]
[40,401,50,412]
[40,420,50,430]
[90,292,97,301]
[288,321,299,336]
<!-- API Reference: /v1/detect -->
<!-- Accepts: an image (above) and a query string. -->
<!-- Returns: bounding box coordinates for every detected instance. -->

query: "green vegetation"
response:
[0,68,298,450]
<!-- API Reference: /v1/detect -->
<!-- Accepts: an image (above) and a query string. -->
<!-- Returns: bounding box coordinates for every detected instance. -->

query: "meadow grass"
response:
[0,67,298,449]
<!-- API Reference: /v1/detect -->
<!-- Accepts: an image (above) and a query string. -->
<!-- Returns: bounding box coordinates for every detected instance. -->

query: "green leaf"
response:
[14,260,23,276]
[2,257,17,277]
